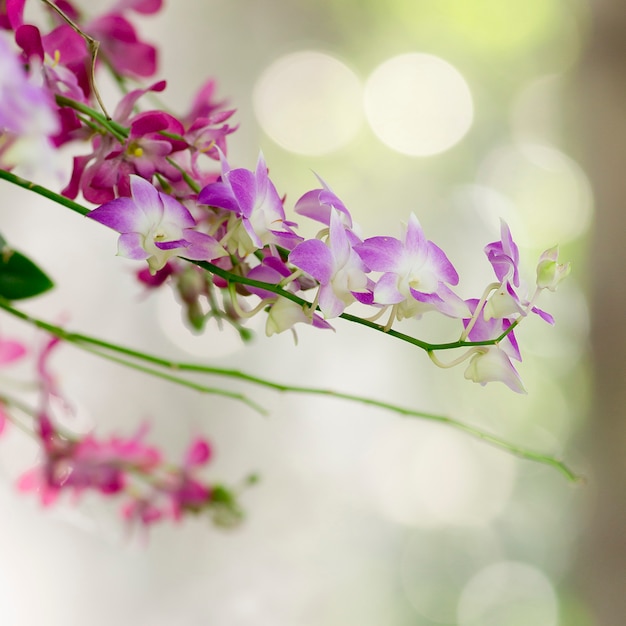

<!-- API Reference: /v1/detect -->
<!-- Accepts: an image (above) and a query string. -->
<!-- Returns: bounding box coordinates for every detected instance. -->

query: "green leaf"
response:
[0,237,54,300]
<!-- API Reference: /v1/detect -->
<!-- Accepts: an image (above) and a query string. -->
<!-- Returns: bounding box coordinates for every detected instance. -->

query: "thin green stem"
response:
[190,259,517,352]
[165,157,201,194]
[55,95,127,142]
[0,394,38,437]
[0,169,90,216]
[0,301,581,482]
[41,0,111,119]
[77,344,267,415]
[0,300,265,415]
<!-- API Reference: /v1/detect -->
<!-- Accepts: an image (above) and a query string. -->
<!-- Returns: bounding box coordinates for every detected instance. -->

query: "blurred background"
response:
[2,0,623,624]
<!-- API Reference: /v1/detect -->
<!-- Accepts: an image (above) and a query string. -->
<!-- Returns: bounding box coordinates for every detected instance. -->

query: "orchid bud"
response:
[536,246,571,292]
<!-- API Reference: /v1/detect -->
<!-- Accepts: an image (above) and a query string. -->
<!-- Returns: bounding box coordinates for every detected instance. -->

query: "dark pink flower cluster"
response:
[0,333,241,529]
[18,415,219,527]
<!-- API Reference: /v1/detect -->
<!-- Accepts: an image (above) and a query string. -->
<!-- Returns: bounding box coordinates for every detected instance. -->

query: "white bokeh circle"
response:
[364,53,473,156]
[253,50,363,155]
[458,561,559,626]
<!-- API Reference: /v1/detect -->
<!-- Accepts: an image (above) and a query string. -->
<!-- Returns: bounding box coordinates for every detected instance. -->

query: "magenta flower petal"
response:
[118,232,150,259]
[289,239,333,284]
[355,236,403,271]
[90,15,157,78]
[404,213,428,259]
[531,306,555,325]
[88,196,146,232]
[0,339,27,365]
[227,168,257,217]
[180,230,226,261]
[245,265,284,299]
[318,283,345,319]
[112,0,163,14]
[184,437,212,467]
[328,208,352,268]
[160,194,196,229]
[374,272,405,304]
[0,405,7,436]
[427,242,459,285]
[129,175,163,218]
[197,182,239,212]
[294,175,353,227]
[154,238,188,250]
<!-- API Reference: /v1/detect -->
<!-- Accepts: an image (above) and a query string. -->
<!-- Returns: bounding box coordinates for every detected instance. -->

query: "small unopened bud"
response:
[177,268,205,304]
[536,246,571,291]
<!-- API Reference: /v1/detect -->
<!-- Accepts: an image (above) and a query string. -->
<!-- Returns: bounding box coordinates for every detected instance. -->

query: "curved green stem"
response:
[191,259,518,351]
[0,301,581,482]
[0,169,90,216]
[0,300,265,415]
[78,344,267,415]
[55,95,126,141]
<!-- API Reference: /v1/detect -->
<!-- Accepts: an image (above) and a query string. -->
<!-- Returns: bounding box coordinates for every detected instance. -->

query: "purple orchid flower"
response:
[289,208,370,318]
[0,32,59,173]
[462,299,525,393]
[483,221,555,324]
[63,81,187,203]
[294,175,355,229]
[87,175,226,273]
[88,14,157,78]
[354,213,468,320]
[198,151,301,255]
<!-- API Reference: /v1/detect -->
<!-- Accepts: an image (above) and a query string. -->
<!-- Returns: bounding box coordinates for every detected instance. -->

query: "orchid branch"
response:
[0,300,266,415]
[0,169,90,216]
[0,301,581,482]
[0,168,519,354]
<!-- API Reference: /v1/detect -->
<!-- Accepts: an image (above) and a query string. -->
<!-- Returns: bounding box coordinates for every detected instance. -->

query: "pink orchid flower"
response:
[354,213,467,320]
[88,174,226,273]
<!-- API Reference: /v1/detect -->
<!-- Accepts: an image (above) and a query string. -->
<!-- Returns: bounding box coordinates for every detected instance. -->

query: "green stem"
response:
[165,157,201,194]
[0,394,38,437]
[55,95,126,142]
[0,301,581,482]
[78,344,267,415]
[0,169,90,216]
[0,300,265,415]
[191,259,516,352]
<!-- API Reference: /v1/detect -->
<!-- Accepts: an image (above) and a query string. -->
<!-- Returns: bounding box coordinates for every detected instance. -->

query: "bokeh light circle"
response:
[458,561,559,626]
[364,53,473,156]
[253,50,363,155]
[400,527,502,623]
[478,143,593,247]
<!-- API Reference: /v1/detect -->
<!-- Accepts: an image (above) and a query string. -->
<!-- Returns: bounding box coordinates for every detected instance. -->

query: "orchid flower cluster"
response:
[0,0,575,530]
[0,333,246,528]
